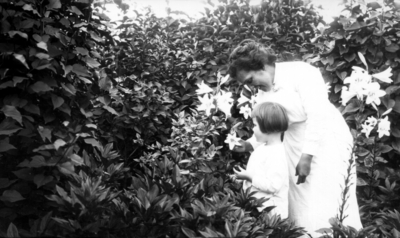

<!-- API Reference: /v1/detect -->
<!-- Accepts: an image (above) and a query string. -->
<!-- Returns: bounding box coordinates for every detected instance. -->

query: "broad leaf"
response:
[0,190,25,202]
[0,139,16,152]
[1,105,22,124]
[13,54,29,69]
[7,223,19,238]
[30,81,52,93]
[51,94,64,109]
[46,0,61,10]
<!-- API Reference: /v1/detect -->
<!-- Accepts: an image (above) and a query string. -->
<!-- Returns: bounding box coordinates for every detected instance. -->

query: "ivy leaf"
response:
[0,139,16,152]
[30,81,52,93]
[1,105,22,124]
[46,0,61,10]
[0,190,25,202]
[13,54,29,69]
[51,94,64,109]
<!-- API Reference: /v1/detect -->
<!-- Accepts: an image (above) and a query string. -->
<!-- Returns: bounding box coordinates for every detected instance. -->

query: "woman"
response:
[229,40,363,236]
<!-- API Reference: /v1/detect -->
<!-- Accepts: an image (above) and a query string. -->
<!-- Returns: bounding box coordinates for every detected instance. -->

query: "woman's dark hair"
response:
[228,39,277,78]
[251,102,288,134]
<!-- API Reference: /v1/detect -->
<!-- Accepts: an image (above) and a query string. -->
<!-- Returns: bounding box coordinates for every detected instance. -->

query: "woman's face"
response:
[235,66,275,92]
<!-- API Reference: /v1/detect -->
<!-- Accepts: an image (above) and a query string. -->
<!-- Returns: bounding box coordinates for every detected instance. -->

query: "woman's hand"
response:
[233,166,252,182]
[232,140,253,153]
[295,153,313,184]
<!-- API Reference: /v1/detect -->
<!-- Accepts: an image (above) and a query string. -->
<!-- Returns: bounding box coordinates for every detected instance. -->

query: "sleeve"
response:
[296,63,330,156]
[251,147,286,194]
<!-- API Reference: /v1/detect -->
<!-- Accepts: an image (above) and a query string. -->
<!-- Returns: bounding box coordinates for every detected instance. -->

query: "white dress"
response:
[247,62,363,236]
[243,143,289,218]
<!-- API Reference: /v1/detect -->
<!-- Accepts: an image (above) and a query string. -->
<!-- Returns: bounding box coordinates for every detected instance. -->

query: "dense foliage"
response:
[0,0,399,237]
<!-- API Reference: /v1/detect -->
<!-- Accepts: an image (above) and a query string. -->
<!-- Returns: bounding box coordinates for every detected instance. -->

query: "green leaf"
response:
[0,178,17,189]
[70,154,84,166]
[0,118,21,135]
[37,41,48,51]
[8,31,28,39]
[54,139,67,150]
[385,44,399,53]
[84,56,100,68]
[181,227,196,237]
[30,81,52,93]
[0,139,16,152]
[89,31,103,42]
[13,54,29,69]
[84,138,101,148]
[70,6,83,15]
[29,156,47,168]
[13,76,28,86]
[357,52,368,70]
[72,64,90,77]
[75,47,89,56]
[1,105,22,124]
[51,94,64,109]
[7,223,19,238]
[46,0,61,10]
[33,174,53,188]
[0,190,25,203]
[23,103,40,115]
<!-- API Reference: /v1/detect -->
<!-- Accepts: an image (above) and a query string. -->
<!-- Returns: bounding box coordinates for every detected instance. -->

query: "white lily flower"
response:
[216,90,234,120]
[377,116,390,138]
[344,67,371,99]
[237,91,250,106]
[361,116,378,138]
[196,81,213,95]
[361,123,374,138]
[363,82,386,105]
[197,94,215,116]
[372,67,393,83]
[340,86,357,106]
[249,94,258,107]
[365,116,378,127]
[224,133,242,150]
[239,104,252,119]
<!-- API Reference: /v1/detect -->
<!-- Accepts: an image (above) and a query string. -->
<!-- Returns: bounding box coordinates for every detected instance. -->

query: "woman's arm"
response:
[295,63,330,183]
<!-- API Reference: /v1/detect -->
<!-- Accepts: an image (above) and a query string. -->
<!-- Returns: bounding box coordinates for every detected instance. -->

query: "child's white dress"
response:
[243,143,289,218]
[247,62,363,236]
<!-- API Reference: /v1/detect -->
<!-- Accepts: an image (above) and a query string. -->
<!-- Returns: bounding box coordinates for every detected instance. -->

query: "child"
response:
[233,102,289,218]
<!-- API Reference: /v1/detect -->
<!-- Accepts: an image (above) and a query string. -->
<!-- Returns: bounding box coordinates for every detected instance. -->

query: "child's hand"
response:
[233,166,252,182]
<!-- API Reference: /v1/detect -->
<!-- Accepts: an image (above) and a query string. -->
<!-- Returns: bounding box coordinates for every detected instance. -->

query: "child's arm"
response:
[251,152,287,194]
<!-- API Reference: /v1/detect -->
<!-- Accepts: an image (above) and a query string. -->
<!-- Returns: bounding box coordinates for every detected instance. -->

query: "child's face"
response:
[252,118,269,143]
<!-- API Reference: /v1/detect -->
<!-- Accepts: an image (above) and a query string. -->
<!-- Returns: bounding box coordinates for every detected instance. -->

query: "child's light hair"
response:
[251,102,288,134]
